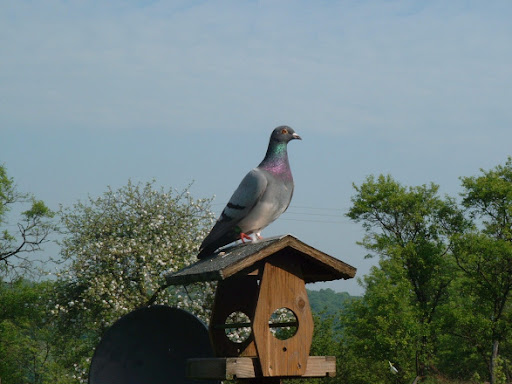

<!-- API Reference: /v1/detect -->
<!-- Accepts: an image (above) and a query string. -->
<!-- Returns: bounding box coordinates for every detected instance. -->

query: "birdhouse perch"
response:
[165,234,356,382]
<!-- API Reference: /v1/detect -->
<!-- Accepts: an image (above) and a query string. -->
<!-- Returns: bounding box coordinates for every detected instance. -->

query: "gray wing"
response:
[222,168,268,224]
[200,168,268,250]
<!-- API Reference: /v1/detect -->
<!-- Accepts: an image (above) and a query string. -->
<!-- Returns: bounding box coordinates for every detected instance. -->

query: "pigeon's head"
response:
[270,126,302,143]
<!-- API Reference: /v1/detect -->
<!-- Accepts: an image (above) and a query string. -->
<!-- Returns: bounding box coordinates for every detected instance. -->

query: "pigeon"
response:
[197,126,301,259]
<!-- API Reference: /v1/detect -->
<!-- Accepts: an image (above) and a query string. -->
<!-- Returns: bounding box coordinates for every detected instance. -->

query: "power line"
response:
[208,203,351,224]
[287,205,348,211]
[211,203,349,212]
[280,218,348,224]
[284,211,342,218]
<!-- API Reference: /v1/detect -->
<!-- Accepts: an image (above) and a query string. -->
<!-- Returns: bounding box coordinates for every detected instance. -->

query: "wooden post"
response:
[253,258,314,377]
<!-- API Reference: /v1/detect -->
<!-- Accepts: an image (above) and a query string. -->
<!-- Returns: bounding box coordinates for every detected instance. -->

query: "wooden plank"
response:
[252,259,314,376]
[226,357,261,379]
[187,356,336,379]
[305,356,336,377]
[187,358,228,379]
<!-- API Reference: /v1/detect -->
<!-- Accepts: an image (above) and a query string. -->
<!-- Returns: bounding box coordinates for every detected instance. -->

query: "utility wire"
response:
[284,211,342,218]
[209,204,350,224]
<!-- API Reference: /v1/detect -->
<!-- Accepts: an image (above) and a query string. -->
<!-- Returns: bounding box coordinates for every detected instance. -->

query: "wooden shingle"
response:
[165,234,356,286]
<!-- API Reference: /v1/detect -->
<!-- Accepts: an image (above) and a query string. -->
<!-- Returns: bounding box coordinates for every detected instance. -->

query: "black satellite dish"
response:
[89,305,219,384]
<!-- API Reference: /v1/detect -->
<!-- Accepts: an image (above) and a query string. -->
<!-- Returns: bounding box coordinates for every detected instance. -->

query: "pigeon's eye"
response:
[281,128,288,134]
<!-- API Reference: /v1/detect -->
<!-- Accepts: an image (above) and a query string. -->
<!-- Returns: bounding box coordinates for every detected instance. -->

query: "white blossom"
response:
[53,181,216,378]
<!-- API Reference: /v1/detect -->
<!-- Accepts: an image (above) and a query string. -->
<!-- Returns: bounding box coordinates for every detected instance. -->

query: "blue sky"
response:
[2,0,512,295]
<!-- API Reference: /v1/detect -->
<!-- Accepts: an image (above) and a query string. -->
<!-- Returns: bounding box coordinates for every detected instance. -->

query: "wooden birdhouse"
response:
[165,234,356,382]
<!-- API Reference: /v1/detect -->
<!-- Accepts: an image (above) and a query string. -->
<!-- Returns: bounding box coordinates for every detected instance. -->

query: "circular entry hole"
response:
[269,308,298,340]
[224,311,252,344]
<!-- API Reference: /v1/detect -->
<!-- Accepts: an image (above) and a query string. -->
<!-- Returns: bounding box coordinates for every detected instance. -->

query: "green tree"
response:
[286,312,341,384]
[0,279,68,384]
[52,180,216,382]
[0,164,55,278]
[450,157,512,384]
[339,266,420,384]
[307,289,355,318]
[437,274,497,381]
[346,175,468,381]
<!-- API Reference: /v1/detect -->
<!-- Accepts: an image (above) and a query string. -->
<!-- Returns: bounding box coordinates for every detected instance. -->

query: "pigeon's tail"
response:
[197,233,219,259]
[197,230,239,259]
[197,238,227,259]
[197,245,215,259]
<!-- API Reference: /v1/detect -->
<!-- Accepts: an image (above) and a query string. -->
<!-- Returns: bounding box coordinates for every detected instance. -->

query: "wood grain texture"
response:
[209,276,259,357]
[187,356,336,379]
[253,258,314,377]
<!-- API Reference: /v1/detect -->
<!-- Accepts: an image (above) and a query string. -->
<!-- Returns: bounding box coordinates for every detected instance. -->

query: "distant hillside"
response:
[306,288,360,317]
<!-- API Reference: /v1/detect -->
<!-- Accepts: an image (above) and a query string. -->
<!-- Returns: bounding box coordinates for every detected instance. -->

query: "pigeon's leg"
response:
[255,232,263,240]
[240,233,252,243]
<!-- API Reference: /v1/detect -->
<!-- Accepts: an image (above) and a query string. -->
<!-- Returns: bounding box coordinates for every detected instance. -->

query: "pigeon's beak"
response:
[292,132,302,140]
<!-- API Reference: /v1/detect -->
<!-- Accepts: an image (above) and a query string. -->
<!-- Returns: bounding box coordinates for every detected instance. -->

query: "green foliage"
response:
[307,288,355,318]
[346,174,469,380]
[285,312,341,384]
[0,165,15,221]
[24,199,53,219]
[460,156,512,239]
[436,275,492,380]
[3,161,512,384]
[347,175,467,254]
[0,164,56,279]
[0,279,68,384]
[338,266,420,384]
[52,180,216,382]
[450,158,512,384]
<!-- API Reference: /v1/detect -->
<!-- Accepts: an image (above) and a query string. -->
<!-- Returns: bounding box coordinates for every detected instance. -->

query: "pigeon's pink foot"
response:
[256,233,263,240]
[240,233,252,243]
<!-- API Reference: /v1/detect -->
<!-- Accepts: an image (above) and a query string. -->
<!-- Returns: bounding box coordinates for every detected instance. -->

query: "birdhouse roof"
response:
[165,234,356,286]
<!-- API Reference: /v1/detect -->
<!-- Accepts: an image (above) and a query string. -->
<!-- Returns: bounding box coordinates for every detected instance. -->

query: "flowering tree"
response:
[51,180,216,382]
